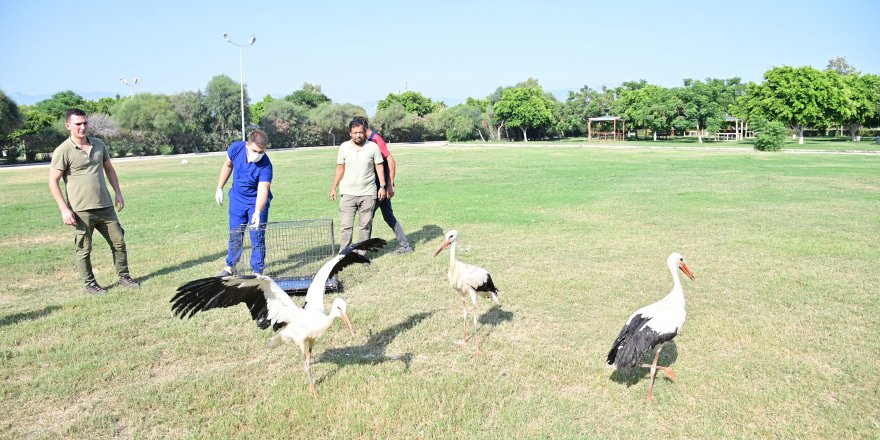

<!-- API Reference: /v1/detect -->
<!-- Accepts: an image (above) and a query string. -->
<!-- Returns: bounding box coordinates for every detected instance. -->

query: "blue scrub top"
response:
[227,141,273,207]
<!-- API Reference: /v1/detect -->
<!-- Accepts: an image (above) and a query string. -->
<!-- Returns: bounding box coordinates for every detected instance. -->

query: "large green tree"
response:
[170,91,210,153]
[0,90,23,143]
[111,93,182,155]
[310,103,366,146]
[837,73,880,140]
[378,91,442,117]
[678,78,743,143]
[284,83,330,108]
[250,95,275,126]
[112,93,180,133]
[746,66,850,144]
[492,83,555,141]
[205,75,250,145]
[563,86,608,134]
[260,100,326,148]
[9,107,64,162]
[435,101,486,142]
[374,101,425,142]
[33,90,87,120]
[827,56,857,76]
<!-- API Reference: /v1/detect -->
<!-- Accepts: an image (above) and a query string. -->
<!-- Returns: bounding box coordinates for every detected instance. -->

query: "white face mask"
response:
[246,149,264,163]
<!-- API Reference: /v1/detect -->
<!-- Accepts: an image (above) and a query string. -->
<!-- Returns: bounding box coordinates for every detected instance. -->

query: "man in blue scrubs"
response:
[214,129,273,276]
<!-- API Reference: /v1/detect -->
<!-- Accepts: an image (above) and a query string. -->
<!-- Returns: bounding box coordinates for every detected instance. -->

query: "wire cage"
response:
[228,218,337,293]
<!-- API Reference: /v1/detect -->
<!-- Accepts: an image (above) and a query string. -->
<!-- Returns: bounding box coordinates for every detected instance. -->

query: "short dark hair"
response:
[66,108,87,121]
[349,116,367,131]
[248,129,269,148]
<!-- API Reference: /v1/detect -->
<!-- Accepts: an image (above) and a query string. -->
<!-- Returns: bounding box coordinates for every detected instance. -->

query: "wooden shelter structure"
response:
[716,116,746,141]
[588,115,625,142]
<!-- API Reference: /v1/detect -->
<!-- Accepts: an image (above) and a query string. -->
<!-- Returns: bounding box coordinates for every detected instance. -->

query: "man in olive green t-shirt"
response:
[48,109,139,294]
[329,117,386,252]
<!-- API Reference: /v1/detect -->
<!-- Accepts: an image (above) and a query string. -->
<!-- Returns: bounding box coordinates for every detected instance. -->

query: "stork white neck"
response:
[446,238,457,264]
[664,258,686,308]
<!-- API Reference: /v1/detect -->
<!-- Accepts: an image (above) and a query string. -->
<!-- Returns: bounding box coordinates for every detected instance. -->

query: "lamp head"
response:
[223,33,230,42]
[248,35,256,45]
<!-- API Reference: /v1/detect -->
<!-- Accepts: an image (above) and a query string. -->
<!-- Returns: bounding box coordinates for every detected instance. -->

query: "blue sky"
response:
[2,0,878,111]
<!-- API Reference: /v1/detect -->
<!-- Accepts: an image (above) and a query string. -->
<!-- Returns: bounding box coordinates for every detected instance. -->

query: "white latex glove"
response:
[215,188,224,205]
[249,211,261,229]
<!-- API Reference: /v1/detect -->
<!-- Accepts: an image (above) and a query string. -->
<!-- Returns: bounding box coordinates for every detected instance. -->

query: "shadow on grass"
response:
[0,305,62,327]
[137,251,228,283]
[315,311,435,384]
[478,305,513,339]
[366,224,444,261]
[609,340,679,387]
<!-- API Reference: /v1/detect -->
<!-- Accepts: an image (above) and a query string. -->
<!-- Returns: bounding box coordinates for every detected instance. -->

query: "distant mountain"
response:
[9,91,119,106]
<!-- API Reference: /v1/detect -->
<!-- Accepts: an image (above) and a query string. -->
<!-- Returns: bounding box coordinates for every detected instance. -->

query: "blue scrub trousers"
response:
[226,199,270,273]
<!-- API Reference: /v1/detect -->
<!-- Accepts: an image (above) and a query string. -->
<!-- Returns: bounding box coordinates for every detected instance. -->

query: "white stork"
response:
[606,252,695,402]
[433,229,500,355]
[171,238,386,397]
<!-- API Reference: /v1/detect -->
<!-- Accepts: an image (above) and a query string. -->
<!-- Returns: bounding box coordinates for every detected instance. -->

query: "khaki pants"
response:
[338,195,376,252]
[73,206,130,284]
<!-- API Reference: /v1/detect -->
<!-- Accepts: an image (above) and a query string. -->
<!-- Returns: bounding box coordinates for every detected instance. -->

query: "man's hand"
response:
[115,193,125,211]
[61,208,76,226]
[329,188,337,201]
[378,187,387,201]
[215,188,224,205]
[249,211,261,230]
[388,183,395,198]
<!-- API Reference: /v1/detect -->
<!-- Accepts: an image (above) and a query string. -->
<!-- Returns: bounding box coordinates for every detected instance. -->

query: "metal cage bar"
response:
[228,219,337,293]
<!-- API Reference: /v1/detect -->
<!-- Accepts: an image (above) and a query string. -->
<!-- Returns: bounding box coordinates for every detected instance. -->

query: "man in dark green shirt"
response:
[49,109,139,294]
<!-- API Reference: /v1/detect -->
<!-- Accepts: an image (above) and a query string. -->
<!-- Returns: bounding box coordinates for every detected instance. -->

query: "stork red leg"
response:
[455,299,469,347]
[640,345,677,385]
[643,346,662,403]
[472,302,481,356]
[305,349,317,398]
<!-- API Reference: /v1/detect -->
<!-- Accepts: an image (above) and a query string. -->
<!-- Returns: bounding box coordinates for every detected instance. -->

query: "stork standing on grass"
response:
[170,238,386,397]
[606,252,695,403]
[433,230,499,355]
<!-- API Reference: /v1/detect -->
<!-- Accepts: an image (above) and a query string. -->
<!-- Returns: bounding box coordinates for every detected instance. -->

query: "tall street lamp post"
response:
[119,77,140,98]
[223,33,256,142]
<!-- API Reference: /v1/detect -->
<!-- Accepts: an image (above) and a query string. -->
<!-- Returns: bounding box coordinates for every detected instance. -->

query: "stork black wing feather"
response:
[606,313,678,372]
[327,238,387,280]
[475,273,498,294]
[170,276,272,328]
[346,238,387,254]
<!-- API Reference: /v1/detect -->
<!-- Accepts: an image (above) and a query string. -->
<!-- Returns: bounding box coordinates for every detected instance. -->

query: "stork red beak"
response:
[679,262,695,281]
[433,239,451,257]
[341,312,354,336]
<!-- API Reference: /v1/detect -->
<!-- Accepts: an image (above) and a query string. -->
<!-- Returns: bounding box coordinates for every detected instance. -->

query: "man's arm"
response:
[215,157,233,205]
[386,154,397,197]
[102,159,125,211]
[48,168,76,225]
[249,181,271,228]
[375,163,387,201]
[217,157,233,188]
[329,164,344,201]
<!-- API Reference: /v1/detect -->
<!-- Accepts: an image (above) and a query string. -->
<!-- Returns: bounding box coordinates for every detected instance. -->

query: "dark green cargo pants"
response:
[73,206,130,285]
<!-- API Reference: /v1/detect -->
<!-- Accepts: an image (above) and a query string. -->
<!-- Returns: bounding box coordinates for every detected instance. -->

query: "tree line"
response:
[1,57,878,163]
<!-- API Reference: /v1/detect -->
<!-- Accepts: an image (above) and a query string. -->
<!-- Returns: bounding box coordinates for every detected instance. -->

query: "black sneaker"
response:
[85,282,107,295]
[118,275,140,288]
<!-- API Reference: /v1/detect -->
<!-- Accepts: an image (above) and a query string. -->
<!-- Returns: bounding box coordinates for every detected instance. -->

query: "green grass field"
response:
[1,144,878,438]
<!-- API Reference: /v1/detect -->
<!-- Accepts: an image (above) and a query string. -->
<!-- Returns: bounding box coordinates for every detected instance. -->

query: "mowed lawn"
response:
[1,144,878,438]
